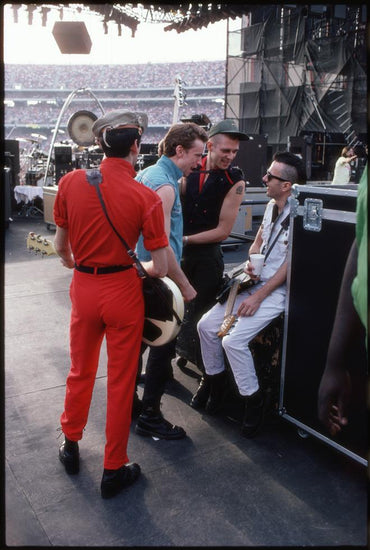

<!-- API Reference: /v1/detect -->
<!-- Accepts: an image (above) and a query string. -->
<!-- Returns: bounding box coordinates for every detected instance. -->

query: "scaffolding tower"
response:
[225,4,367,180]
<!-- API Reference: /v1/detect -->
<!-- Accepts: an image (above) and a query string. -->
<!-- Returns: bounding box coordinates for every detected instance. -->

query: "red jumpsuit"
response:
[54,157,168,469]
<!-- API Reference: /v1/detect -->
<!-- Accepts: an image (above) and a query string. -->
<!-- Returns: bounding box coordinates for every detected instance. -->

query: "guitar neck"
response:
[26,232,56,256]
[224,280,240,317]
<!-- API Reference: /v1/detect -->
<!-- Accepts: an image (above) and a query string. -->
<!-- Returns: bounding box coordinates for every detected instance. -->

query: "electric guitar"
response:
[26,232,56,256]
[217,264,254,338]
[172,75,186,124]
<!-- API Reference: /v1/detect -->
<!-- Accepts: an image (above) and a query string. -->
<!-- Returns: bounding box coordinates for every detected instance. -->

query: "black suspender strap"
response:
[263,213,290,262]
[86,169,147,278]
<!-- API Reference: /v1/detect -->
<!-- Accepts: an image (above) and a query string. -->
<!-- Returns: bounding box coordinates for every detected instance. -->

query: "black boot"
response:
[59,437,79,475]
[241,389,264,438]
[190,375,211,409]
[205,371,227,415]
[135,405,186,440]
[101,463,141,499]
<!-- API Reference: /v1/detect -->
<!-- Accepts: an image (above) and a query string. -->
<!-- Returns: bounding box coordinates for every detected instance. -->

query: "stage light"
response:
[103,21,108,34]
[27,5,36,25]
[117,23,122,36]
[12,4,20,23]
[41,7,50,27]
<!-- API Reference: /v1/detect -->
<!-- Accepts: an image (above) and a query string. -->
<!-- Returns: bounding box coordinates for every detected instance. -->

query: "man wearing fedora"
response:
[53,110,169,498]
[178,119,248,407]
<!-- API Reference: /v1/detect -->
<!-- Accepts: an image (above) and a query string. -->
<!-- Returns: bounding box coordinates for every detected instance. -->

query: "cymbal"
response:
[16,138,29,142]
[31,133,47,140]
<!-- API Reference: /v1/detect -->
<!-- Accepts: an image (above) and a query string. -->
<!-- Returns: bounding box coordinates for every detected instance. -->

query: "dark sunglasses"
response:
[266,170,287,183]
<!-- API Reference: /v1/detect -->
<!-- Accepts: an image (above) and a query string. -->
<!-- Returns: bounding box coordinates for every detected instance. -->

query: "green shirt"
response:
[351,164,367,334]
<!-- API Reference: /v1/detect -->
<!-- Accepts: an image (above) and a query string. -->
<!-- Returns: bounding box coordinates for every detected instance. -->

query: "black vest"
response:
[183,159,244,236]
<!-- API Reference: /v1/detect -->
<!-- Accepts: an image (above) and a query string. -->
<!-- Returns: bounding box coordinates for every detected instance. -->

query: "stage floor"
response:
[3,215,367,547]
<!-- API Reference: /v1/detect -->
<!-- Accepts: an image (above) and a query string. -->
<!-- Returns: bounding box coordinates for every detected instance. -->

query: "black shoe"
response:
[241,389,264,438]
[205,371,227,415]
[190,375,211,409]
[135,410,186,440]
[59,437,79,475]
[101,463,141,499]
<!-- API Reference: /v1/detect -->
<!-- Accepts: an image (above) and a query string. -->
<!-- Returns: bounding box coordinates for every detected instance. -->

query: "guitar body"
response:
[142,276,185,347]
[217,264,254,338]
[217,314,236,338]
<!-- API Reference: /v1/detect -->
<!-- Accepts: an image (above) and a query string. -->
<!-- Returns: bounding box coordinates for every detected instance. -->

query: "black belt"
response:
[74,263,133,274]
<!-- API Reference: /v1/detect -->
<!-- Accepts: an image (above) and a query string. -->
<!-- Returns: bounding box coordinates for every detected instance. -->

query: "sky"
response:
[3,3,229,65]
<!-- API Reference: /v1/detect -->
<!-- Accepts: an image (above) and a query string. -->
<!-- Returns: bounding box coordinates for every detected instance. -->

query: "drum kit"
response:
[67,110,104,171]
[17,133,49,186]
[42,87,105,186]
[16,109,104,186]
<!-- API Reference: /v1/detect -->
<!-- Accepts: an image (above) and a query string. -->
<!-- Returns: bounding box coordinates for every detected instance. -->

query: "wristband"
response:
[183,236,189,246]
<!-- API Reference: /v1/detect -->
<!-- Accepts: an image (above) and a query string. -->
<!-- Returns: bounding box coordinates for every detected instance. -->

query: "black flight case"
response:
[279,184,367,466]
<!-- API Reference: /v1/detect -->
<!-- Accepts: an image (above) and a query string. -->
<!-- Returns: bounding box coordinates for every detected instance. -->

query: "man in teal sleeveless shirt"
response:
[135,122,208,439]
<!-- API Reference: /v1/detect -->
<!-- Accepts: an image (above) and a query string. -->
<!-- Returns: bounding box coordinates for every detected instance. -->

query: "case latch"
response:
[303,198,323,232]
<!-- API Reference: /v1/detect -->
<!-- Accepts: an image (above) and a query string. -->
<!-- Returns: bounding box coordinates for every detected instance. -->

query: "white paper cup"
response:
[249,254,265,276]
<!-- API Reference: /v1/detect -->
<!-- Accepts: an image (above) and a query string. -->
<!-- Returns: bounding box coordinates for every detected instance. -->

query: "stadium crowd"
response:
[5,61,226,150]
[6,102,224,129]
[5,61,226,184]
[5,61,225,89]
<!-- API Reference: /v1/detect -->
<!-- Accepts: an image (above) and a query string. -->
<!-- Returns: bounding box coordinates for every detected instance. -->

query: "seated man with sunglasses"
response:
[193,151,306,437]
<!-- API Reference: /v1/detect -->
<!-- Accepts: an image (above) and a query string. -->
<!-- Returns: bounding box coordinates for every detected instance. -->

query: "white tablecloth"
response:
[14,185,44,204]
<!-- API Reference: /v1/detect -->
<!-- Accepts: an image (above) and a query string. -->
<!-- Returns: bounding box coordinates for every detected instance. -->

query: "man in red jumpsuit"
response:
[54,110,169,499]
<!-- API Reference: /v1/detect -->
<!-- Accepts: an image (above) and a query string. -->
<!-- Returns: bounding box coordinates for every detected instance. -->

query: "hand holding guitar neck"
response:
[217,277,239,337]
[217,266,253,338]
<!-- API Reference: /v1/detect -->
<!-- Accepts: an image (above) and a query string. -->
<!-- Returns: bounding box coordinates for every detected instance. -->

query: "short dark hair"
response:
[273,151,306,184]
[99,127,142,158]
[162,122,208,157]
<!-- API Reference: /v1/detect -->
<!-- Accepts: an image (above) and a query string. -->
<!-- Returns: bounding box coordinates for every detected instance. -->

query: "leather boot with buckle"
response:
[241,389,265,438]
[101,463,141,499]
[190,375,211,409]
[59,437,80,475]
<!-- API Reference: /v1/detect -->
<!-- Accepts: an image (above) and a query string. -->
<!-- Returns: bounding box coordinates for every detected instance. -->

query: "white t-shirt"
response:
[332,156,351,184]
[258,197,290,293]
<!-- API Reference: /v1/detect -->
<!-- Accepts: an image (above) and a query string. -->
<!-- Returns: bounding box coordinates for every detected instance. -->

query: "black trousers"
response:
[138,243,224,411]
[140,339,177,410]
[177,243,224,369]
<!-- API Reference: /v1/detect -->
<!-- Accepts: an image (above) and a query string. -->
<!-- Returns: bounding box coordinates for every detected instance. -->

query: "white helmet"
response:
[142,276,184,347]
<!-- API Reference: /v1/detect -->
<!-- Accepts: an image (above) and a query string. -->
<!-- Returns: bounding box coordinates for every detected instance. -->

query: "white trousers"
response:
[197,285,285,396]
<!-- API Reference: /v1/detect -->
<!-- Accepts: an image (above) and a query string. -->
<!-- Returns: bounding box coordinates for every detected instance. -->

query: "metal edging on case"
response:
[279,413,367,467]
[292,183,358,199]
[278,209,295,414]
